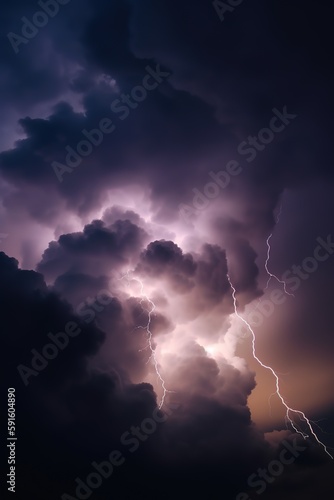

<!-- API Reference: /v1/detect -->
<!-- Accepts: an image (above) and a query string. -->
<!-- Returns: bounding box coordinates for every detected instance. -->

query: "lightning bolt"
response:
[264,204,294,297]
[227,273,333,459]
[119,271,169,408]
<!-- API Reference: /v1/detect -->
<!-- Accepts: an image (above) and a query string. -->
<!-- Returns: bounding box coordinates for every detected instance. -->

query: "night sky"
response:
[1,1,334,499]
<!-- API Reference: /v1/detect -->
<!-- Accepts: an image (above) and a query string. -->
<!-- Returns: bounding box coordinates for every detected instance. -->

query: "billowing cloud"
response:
[1,1,334,498]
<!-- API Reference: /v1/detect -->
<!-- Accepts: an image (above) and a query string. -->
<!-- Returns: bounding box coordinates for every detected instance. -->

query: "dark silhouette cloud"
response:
[1,1,334,498]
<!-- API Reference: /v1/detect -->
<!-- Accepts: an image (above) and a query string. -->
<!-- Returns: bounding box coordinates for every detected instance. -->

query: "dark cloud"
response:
[37,218,148,281]
[0,250,268,499]
[136,239,196,292]
[1,1,334,498]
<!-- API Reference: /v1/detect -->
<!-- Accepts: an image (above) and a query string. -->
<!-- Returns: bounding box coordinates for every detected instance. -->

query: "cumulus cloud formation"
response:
[1,1,334,499]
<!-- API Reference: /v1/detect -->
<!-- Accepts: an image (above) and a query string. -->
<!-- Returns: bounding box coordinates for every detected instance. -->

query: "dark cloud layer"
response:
[1,1,334,499]
[3,253,327,500]
[0,251,265,499]
[37,218,148,280]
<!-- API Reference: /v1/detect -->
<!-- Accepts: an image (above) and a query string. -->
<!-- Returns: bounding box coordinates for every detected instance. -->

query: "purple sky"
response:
[1,1,334,499]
